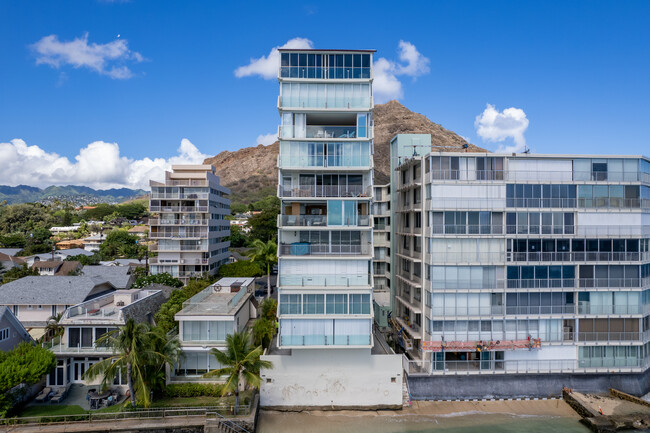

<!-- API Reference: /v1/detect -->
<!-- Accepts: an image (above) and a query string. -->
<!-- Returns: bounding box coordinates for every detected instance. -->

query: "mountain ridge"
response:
[0,185,148,205]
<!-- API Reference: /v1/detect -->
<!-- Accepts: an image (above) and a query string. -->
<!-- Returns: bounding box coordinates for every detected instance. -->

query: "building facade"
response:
[262,49,402,409]
[392,137,650,377]
[149,165,230,283]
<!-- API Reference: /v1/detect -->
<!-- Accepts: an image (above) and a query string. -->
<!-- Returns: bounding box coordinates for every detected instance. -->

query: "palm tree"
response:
[84,319,176,408]
[204,331,273,415]
[43,313,64,343]
[248,239,277,299]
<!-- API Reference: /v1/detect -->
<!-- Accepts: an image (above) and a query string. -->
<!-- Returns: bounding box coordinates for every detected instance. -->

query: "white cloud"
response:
[474,104,530,153]
[373,41,430,103]
[31,33,144,79]
[235,38,314,79]
[256,133,277,146]
[0,138,208,190]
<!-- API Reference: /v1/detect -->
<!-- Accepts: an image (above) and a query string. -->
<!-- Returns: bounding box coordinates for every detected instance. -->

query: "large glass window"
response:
[303,294,325,314]
[326,294,348,314]
[182,321,234,342]
[349,294,370,314]
[280,294,302,314]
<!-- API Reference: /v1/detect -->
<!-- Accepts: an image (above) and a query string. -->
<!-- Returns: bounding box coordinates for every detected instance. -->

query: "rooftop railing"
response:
[279,243,371,256]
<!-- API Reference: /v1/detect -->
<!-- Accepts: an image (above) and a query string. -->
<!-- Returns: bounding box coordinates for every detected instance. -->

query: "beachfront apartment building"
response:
[44,288,164,390]
[275,49,375,350]
[149,165,230,283]
[391,134,650,378]
[170,278,257,382]
[261,49,402,409]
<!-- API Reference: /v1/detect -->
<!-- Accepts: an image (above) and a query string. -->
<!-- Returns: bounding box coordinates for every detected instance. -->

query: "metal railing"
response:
[149,206,209,213]
[279,243,371,256]
[508,251,649,263]
[148,244,209,252]
[577,304,645,315]
[279,185,372,198]
[504,305,576,315]
[280,66,371,79]
[278,214,370,227]
[279,274,370,286]
[578,278,650,288]
[149,258,209,265]
[278,155,371,168]
[506,279,576,288]
[576,331,644,342]
[427,170,649,183]
[149,219,209,226]
[0,406,249,426]
[428,252,505,263]
[149,230,208,239]
[150,193,209,199]
[431,225,505,235]
[279,95,372,110]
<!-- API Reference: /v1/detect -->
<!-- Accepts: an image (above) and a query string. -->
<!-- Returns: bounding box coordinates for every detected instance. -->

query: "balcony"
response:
[279,185,372,198]
[279,66,371,80]
[431,306,505,317]
[428,252,505,264]
[430,225,504,235]
[278,155,371,168]
[279,243,371,256]
[149,258,209,265]
[578,278,650,289]
[279,274,370,287]
[280,334,371,347]
[279,95,372,110]
[149,229,208,239]
[508,251,649,263]
[149,206,209,213]
[577,303,644,315]
[278,214,370,228]
[150,192,209,200]
[149,244,209,252]
[506,279,576,289]
[576,331,644,342]
[149,219,209,226]
[504,305,576,315]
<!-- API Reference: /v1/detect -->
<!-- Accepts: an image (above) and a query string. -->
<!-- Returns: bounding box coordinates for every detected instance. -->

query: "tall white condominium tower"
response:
[391,138,650,399]
[149,165,230,284]
[261,49,402,409]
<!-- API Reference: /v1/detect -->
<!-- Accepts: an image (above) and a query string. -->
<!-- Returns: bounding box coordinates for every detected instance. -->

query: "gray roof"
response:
[0,306,32,342]
[0,248,22,257]
[81,265,135,289]
[99,259,144,266]
[57,248,94,257]
[0,276,115,305]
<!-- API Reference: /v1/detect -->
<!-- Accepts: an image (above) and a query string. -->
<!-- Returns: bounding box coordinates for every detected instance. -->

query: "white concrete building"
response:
[261,48,402,409]
[149,165,230,283]
[170,278,257,382]
[390,135,650,377]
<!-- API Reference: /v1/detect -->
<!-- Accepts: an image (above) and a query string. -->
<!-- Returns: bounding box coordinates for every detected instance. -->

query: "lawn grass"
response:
[151,390,253,408]
[18,405,88,418]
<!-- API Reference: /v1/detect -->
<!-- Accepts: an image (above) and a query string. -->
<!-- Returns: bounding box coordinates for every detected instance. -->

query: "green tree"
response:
[65,253,101,266]
[226,224,248,248]
[204,331,272,415]
[84,319,177,408]
[143,326,181,397]
[216,260,263,278]
[0,233,26,248]
[82,204,117,220]
[0,342,57,416]
[230,203,248,215]
[116,203,148,220]
[0,203,52,234]
[99,229,138,260]
[153,278,213,333]
[252,299,277,350]
[133,272,183,289]
[248,239,277,299]
[2,264,39,284]
[43,313,64,343]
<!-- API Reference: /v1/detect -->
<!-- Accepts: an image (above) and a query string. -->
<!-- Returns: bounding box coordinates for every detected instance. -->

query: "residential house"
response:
[0,276,116,329]
[0,306,33,351]
[45,288,165,389]
[170,277,257,382]
[32,260,82,276]
[56,239,86,250]
[127,225,148,238]
[81,266,135,289]
[83,234,104,252]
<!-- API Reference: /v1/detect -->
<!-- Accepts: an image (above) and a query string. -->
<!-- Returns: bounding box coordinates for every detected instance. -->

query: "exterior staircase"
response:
[402,375,412,407]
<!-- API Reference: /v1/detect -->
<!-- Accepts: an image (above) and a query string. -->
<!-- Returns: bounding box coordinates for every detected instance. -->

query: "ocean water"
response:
[257,410,591,433]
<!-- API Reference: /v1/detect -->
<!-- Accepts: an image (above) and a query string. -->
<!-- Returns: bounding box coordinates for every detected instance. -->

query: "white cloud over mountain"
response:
[475,104,529,153]
[31,33,144,79]
[234,38,430,102]
[256,133,277,146]
[0,138,208,190]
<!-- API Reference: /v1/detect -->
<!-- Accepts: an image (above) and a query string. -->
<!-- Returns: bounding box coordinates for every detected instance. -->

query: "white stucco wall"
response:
[260,349,403,408]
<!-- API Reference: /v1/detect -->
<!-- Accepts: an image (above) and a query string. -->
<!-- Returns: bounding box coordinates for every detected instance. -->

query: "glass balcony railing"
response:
[279,243,371,256]
[508,252,649,262]
[149,219,209,226]
[150,193,209,199]
[279,274,370,287]
[280,66,371,80]
[577,303,644,315]
[280,334,371,346]
[149,206,209,213]
[577,332,644,342]
[505,305,576,315]
[506,279,576,288]
[306,125,358,139]
[278,214,370,227]
[278,155,371,168]
[279,185,372,198]
[578,278,650,288]
[280,96,371,109]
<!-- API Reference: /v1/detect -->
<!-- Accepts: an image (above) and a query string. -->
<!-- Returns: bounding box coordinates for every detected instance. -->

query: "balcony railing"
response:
[279,243,371,256]
[279,274,370,287]
[506,279,576,288]
[149,244,209,252]
[578,278,650,288]
[150,193,209,200]
[431,306,506,316]
[149,258,209,265]
[577,303,644,315]
[280,334,371,347]
[427,170,649,183]
[278,155,371,168]
[149,230,208,239]
[504,305,576,315]
[280,96,371,110]
[576,332,644,342]
[65,306,120,319]
[149,206,209,213]
[428,252,505,264]
[280,66,371,80]
[431,225,505,235]
[279,185,371,198]
[149,219,209,226]
[508,252,649,263]
[278,214,370,227]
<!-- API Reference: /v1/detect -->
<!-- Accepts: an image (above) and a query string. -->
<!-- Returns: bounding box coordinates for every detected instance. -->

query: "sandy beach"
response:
[257,399,588,433]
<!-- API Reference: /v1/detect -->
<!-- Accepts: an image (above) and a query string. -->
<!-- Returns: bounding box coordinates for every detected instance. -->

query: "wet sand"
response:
[257,399,589,433]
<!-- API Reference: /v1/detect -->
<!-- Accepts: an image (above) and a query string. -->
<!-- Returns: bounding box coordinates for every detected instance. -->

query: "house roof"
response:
[128,225,148,233]
[56,248,94,257]
[55,261,82,276]
[32,260,63,269]
[0,306,32,342]
[0,276,115,306]
[81,265,134,289]
[0,252,25,265]
[0,248,23,257]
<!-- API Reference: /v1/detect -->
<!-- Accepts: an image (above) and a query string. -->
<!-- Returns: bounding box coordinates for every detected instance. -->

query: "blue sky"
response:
[1,0,649,189]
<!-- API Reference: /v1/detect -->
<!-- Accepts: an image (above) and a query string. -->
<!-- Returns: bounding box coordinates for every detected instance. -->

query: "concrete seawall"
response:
[408,370,650,400]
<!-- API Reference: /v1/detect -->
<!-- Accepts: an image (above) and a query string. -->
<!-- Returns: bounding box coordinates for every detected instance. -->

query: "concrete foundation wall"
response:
[260,349,403,409]
[408,369,650,400]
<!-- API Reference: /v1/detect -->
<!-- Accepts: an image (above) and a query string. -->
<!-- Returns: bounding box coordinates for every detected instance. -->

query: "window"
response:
[182,321,234,342]
[349,294,370,314]
[431,156,459,180]
[280,294,302,314]
[303,294,325,314]
[0,328,9,342]
[506,184,576,208]
[326,294,348,314]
